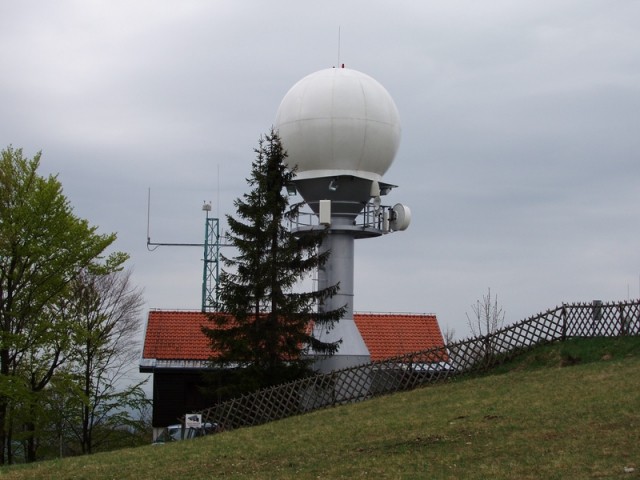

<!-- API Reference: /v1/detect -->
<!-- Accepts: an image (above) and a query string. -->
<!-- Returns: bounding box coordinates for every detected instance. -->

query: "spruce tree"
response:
[202,129,343,394]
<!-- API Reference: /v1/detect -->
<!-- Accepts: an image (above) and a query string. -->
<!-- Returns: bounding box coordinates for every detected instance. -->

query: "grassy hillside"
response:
[3,338,639,479]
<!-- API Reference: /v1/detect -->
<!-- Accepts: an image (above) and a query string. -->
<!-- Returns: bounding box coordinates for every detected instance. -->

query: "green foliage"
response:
[203,130,345,395]
[0,146,136,463]
[0,147,116,310]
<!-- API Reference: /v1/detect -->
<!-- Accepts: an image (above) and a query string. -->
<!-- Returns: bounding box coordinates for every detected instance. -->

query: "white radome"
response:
[274,67,401,182]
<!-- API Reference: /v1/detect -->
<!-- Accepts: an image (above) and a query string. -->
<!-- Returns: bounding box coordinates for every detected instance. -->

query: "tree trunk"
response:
[82,354,92,454]
[25,421,37,463]
[0,347,10,465]
[0,403,6,465]
[82,403,91,454]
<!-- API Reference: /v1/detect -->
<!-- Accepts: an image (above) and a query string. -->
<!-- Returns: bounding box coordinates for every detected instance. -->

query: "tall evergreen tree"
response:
[203,129,344,394]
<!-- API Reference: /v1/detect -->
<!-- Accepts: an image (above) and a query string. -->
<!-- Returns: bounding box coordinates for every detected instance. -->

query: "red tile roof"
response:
[353,313,444,361]
[142,310,212,361]
[142,310,444,364]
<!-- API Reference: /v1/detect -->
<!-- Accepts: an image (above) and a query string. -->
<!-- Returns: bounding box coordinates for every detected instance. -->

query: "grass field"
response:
[2,337,639,479]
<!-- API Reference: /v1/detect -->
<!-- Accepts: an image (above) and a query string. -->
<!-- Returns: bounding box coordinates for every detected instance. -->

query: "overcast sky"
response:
[2,1,639,345]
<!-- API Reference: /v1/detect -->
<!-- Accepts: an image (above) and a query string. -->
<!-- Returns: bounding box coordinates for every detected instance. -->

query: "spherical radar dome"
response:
[274,68,401,182]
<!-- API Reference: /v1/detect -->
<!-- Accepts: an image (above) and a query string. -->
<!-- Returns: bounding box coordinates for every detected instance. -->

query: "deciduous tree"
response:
[63,265,148,455]
[0,146,118,463]
[466,288,506,364]
[466,288,505,337]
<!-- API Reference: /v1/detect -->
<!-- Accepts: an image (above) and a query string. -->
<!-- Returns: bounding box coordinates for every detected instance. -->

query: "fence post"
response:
[592,300,603,336]
[561,304,567,341]
[619,304,627,336]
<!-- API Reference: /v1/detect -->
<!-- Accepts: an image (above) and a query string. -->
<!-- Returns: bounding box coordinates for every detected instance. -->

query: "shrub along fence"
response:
[199,299,640,431]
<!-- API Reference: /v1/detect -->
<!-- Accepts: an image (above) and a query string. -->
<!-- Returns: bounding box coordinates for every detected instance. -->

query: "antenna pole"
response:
[146,188,160,251]
[337,26,341,67]
[147,187,151,243]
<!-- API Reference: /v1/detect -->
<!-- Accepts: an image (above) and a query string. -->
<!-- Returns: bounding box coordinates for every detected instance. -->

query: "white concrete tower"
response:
[275,66,410,373]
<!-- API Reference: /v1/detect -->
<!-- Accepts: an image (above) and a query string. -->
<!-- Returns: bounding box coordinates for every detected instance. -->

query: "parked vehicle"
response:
[153,422,218,444]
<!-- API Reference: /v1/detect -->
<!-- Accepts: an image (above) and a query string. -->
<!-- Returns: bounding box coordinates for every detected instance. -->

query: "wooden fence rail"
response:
[198,299,640,431]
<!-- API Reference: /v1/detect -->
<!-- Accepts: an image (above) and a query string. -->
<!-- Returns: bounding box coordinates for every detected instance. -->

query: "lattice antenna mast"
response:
[146,188,223,312]
[201,202,221,313]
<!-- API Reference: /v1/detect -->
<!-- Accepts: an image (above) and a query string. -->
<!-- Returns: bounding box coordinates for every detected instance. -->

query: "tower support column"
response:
[313,217,370,373]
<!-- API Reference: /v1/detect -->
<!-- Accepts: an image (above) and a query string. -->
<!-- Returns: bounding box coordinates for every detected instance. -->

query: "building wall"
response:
[152,370,212,428]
